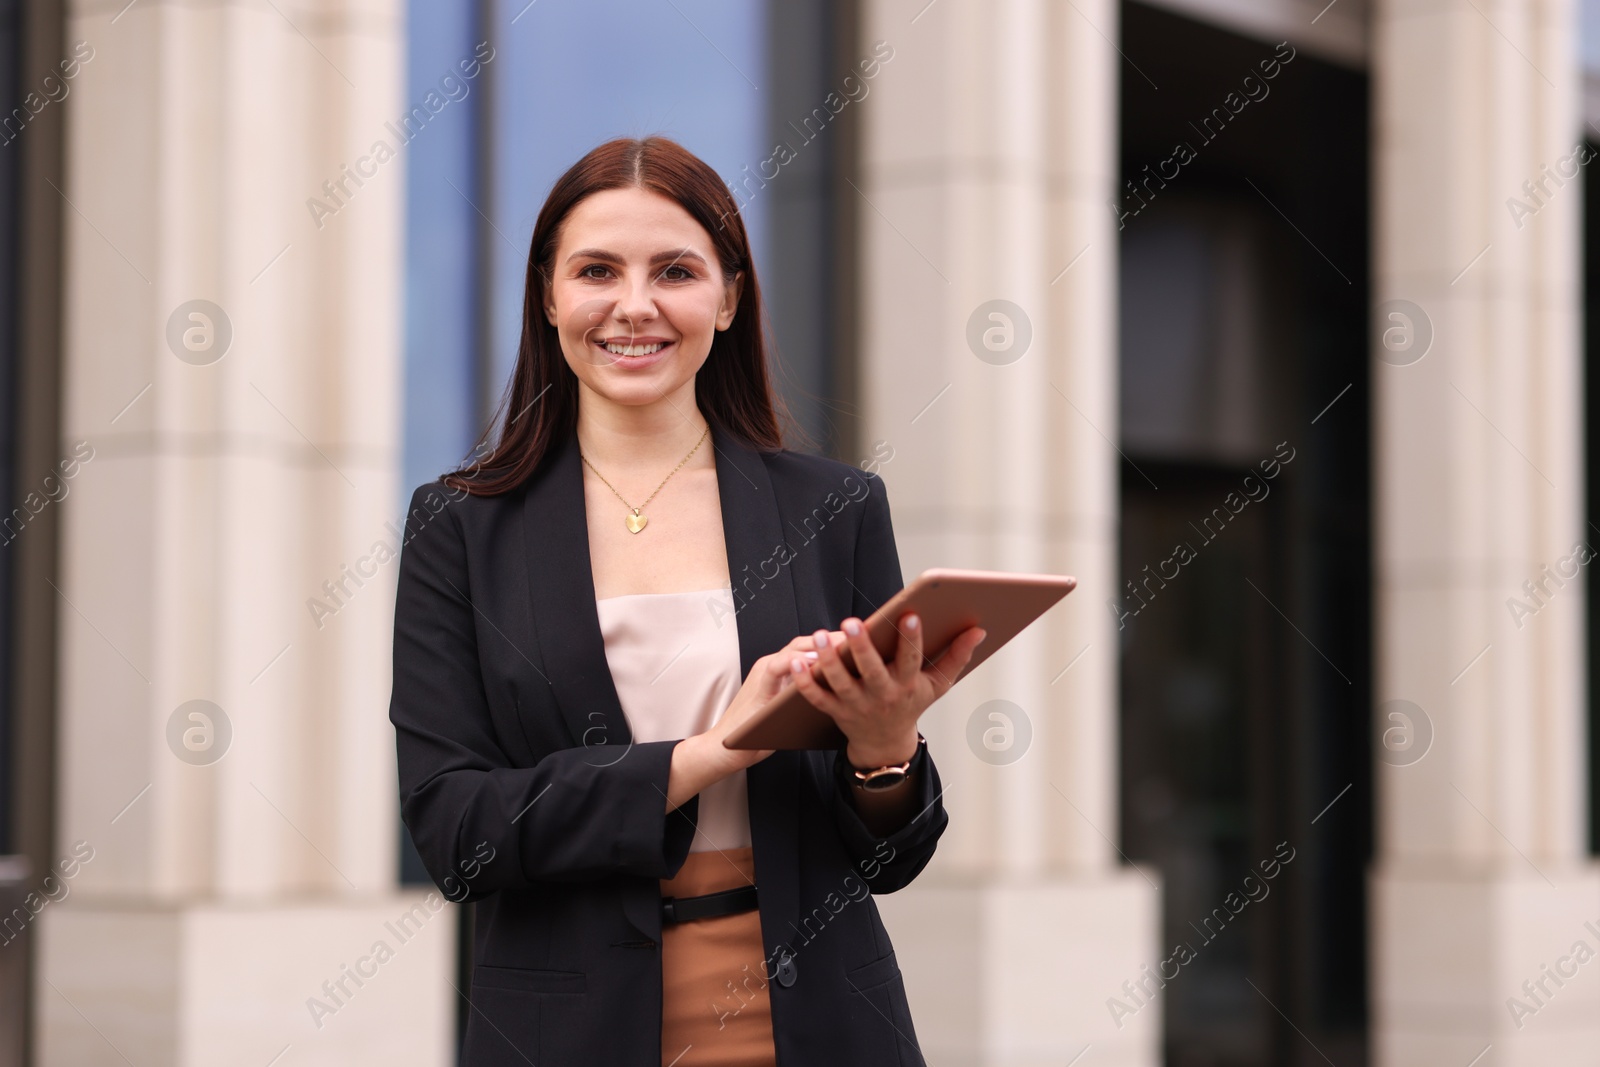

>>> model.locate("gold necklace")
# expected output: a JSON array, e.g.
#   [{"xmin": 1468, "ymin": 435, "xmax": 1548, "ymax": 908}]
[{"xmin": 580, "ymin": 422, "xmax": 711, "ymax": 534}]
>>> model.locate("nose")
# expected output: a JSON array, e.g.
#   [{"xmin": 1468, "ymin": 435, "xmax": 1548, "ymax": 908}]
[{"xmin": 612, "ymin": 272, "xmax": 657, "ymax": 334}]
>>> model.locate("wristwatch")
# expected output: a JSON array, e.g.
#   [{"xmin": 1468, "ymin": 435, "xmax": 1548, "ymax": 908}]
[{"xmin": 848, "ymin": 735, "xmax": 926, "ymax": 792}]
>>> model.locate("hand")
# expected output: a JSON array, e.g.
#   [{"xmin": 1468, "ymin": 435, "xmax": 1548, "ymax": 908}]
[
  {"xmin": 665, "ymin": 632, "xmax": 839, "ymax": 811},
  {"xmin": 791, "ymin": 613, "xmax": 987, "ymax": 769}
]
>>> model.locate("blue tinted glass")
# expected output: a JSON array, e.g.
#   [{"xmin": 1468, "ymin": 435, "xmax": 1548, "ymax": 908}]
[
  {"xmin": 402, "ymin": 1, "xmax": 484, "ymax": 493},
  {"xmin": 486, "ymin": 0, "xmax": 770, "ymax": 395},
  {"xmin": 403, "ymin": 0, "xmax": 770, "ymax": 492}
]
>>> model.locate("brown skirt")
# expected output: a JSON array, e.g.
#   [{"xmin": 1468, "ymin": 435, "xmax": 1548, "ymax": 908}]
[{"xmin": 658, "ymin": 846, "xmax": 777, "ymax": 1067}]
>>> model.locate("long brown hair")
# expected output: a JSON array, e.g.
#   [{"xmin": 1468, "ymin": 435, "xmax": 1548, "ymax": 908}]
[{"xmin": 444, "ymin": 136, "xmax": 789, "ymax": 496}]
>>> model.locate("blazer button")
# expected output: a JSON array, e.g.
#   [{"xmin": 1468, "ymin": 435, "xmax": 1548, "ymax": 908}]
[{"xmin": 775, "ymin": 951, "xmax": 797, "ymax": 988}]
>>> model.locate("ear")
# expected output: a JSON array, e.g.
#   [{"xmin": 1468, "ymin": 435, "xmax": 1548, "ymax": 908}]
[
  {"xmin": 544, "ymin": 301, "xmax": 558, "ymax": 327},
  {"xmin": 715, "ymin": 271, "xmax": 744, "ymax": 332}
]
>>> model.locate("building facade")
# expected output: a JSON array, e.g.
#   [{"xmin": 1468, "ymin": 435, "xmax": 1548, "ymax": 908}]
[{"xmin": 0, "ymin": 0, "xmax": 1595, "ymax": 1065}]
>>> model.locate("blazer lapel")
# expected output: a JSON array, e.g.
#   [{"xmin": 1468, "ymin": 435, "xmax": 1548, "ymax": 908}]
[
  {"xmin": 710, "ymin": 423, "xmax": 804, "ymax": 959},
  {"xmin": 520, "ymin": 426, "xmax": 634, "ymax": 754},
  {"xmin": 710, "ymin": 420, "xmax": 801, "ymax": 675}
]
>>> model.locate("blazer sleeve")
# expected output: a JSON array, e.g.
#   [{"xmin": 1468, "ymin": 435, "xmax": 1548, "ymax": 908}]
[
  {"xmin": 818, "ymin": 468, "xmax": 950, "ymax": 893},
  {"xmin": 389, "ymin": 484, "xmax": 697, "ymax": 900}
]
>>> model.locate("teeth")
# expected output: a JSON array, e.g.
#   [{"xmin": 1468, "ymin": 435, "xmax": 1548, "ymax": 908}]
[{"xmin": 602, "ymin": 342, "xmax": 665, "ymax": 357}]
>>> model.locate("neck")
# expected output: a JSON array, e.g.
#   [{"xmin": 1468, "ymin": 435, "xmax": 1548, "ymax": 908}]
[{"xmin": 574, "ymin": 380, "xmax": 711, "ymax": 474}]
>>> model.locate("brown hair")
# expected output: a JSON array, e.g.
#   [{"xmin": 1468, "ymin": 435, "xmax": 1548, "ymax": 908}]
[{"xmin": 443, "ymin": 136, "xmax": 788, "ymax": 496}]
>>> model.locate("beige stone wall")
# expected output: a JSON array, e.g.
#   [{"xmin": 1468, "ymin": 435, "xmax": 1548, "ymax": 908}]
[
  {"xmin": 857, "ymin": 2, "xmax": 1159, "ymax": 1063},
  {"xmin": 36, "ymin": 2, "xmax": 453, "ymax": 1062},
  {"xmin": 1371, "ymin": 0, "xmax": 1600, "ymax": 1063}
]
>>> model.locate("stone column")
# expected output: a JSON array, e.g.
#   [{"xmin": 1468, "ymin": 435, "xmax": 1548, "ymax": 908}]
[
  {"xmin": 857, "ymin": 1, "xmax": 1158, "ymax": 1064},
  {"xmin": 34, "ymin": 3, "xmax": 453, "ymax": 1064},
  {"xmin": 1371, "ymin": 0, "xmax": 1600, "ymax": 1064}
]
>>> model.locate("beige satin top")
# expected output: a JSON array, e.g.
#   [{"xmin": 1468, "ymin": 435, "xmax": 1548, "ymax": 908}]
[{"xmin": 594, "ymin": 586, "xmax": 750, "ymax": 852}]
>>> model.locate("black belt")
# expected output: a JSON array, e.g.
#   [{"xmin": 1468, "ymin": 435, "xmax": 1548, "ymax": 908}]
[{"xmin": 661, "ymin": 884, "xmax": 759, "ymax": 924}]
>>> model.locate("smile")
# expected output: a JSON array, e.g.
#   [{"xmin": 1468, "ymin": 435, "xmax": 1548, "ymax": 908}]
[{"xmin": 600, "ymin": 341, "xmax": 669, "ymax": 357}]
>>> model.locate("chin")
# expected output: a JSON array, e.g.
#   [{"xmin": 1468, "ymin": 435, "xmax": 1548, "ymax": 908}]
[{"xmin": 595, "ymin": 377, "xmax": 694, "ymax": 407}]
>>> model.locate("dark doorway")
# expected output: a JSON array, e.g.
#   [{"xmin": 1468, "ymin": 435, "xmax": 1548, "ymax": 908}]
[
  {"xmin": 1117, "ymin": 5, "xmax": 1372, "ymax": 1065},
  {"xmin": 1120, "ymin": 461, "xmax": 1290, "ymax": 1063}
]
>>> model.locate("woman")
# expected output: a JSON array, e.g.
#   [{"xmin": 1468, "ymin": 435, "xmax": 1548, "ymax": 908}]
[{"xmin": 390, "ymin": 136, "xmax": 985, "ymax": 1067}]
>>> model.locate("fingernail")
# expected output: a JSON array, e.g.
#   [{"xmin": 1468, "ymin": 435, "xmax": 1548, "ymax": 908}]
[
  {"xmin": 843, "ymin": 619, "xmax": 861, "ymax": 636},
  {"xmin": 804, "ymin": 650, "xmax": 819, "ymax": 659},
  {"xmin": 813, "ymin": 630, "xmax": 829, "ymax": 650},
  {"xmin": 906, "ymin": 614, "xmax": 919, "ymax": 631},
  {"xmin": 791, "ymin": 656, "xmax": 806, "ymax": 673}
]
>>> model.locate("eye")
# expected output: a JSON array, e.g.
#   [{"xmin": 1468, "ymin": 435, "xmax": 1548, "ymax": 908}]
[
  {"xmin": 660, "ymin": 264, "xmax": 694, "ymax": 281},
  {"xmin": 578, "ymin": 264, "xmax": 612, "ymax": 280}
]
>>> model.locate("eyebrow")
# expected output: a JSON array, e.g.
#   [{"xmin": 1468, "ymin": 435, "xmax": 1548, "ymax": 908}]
[{"xmin": 565, "ymin": 247, "xmax": 709, "ymax": 268}]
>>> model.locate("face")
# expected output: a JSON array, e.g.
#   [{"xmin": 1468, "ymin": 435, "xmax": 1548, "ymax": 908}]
[{"xmin": 543, "ymin": 186, "xmax": 743, "ymax": 412}]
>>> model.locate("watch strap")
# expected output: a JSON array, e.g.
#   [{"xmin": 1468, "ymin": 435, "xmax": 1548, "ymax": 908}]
[{"xmin": 845, "ymin": 734, "xmax": 927, "ymax": 787}]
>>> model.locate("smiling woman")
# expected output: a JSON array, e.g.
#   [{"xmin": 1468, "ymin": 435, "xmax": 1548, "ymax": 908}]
[
  {"xmin": 390, "ymin": 136, "xmax": 983, "ymax": 1067},
  {"xmin": 445, "ymin": 137, "xmax": 784, "ymax": 498}
]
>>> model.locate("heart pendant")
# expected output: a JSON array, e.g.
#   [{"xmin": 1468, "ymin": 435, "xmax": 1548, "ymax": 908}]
[{"xmin": 625, "ymin": 510, "xmax": 648, "ymax": 534}]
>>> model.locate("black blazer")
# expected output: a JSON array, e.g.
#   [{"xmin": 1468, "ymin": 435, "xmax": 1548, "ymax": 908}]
[{"xmin": 389, "ymin": 420, "xmax": 948, "ymax": 1067}]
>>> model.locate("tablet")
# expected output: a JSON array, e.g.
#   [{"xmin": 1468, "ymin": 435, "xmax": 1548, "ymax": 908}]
[{"xmin": 721, "ymin": 567, "xmax": 1076, "ymax": 751}]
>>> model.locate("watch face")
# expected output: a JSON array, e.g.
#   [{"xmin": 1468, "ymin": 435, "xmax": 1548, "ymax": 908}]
[{"xmin": 859, "ymin": 770, "xmax": 909, "ymax": 791}]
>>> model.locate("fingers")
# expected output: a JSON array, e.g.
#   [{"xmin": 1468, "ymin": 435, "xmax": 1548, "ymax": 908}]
[
  {"xmin": 761, "ymin": 643, "xmax": 819, "ymax": 678},
  {"xmin": 839, "ymin": 618, "xmax": 897, "ymax": 699},
  {"xmin": 790, "ymin": 617, "xmax": 913, "ymax": 707},
  {"xmin": 805, "ymin": 627, "xmax": 862, "ymax": 704},
  {"xmin": 891, "ymin": 611, "xmax": 924, "ymax": 683},
  {"xmin": 806, "ymin": 627, "xmax": 857, "ymax": 700},
  {"xmin": 791, "ymin": 648, "xmax": 847, "ymax": 717},
  {"xmin": 776, "ymin": 620, "xmax": 909, "ymax": 717},
  {"xmin": 781, "ymin": 633, "xmax": 827, "ymax": 655},
  {"xmin": 773, "ymin": 620, "xmax": 987, "ymax": 728},
  {"xmin": 775, "ymin": 633, "xmax": 830, "ymax": 679},
  {"xmin": 925, "ymin": 625, "xmax": 986, "ymax": 697},
  {"xmin": 730, "ymin": 634, "xmax": 838, "ymax": 718},
  {"xmin": 741, "ymin": 647, "xmax": 816, "ymax": 707}
]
